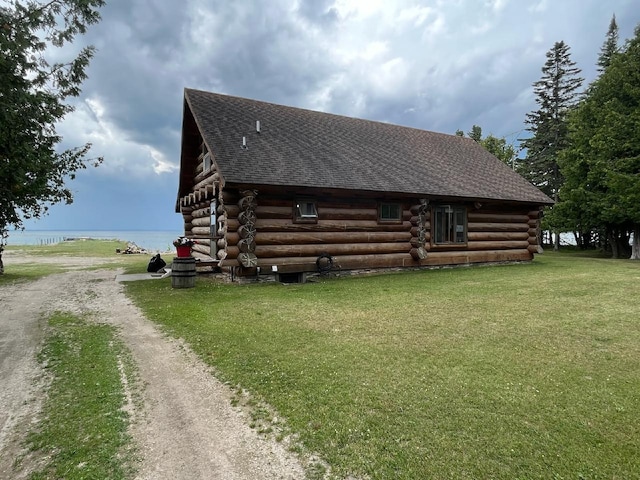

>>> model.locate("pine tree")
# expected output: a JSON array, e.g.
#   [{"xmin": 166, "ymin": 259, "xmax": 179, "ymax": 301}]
[
  {"xmin": 560, "ymin": 24, "xmax": 640, "ymax": 259},
  {"xmin": 521, "ymin": 41, "xmax": 583, "ymax": 250},
  {"xmin": 597, "ymin": 14, "xmax": 619, "ymax": 72}
]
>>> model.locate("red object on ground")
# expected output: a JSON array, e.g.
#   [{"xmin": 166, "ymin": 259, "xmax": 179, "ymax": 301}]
[{"xmin": 176, "ymin": 245, "xmax": 191, "ymax": 258}]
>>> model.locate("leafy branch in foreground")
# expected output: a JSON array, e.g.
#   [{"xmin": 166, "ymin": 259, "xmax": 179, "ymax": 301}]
[{"xmin": 0, "ymin": 0, "xmax": 105, "ymax": 274}]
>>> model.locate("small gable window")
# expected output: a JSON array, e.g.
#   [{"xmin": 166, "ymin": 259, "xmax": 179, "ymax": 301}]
[
  {"xmin": 294, "ymin": 200, "xmax": 318, "ymax": 223},
  {"xmin": 433, "ymin": 205, "xmax": 467, "ymax": 244},
  {"xmin": 379, "ymin": 203, "xmax": 402, "ymax": 223},
  {"xmin": 203, "ymin": 152, "xmax": 212, "ymax": 172}
]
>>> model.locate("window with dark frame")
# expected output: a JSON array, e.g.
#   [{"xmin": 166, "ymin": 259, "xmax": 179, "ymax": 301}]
[
  {"xmin": 379, "ymin": 203, "xmax": 402, "ymax": 222},
  {"xmin": 433, "ymin": 205, "xmax": 467, "ymax": 244},
  {"xmin": 294, "ymin": 200, "xmax": 318, "ymax": 223}
]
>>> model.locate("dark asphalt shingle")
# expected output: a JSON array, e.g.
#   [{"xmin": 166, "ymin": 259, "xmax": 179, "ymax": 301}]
[{"xmin": 183, "ymin": 88, "xmax": 552, "ymax": 205}]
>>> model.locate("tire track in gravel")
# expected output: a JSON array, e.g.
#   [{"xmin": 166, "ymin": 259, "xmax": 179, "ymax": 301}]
[{"xmin": 1, "ymin": 265, "xmax": 306, "ymax": 479}]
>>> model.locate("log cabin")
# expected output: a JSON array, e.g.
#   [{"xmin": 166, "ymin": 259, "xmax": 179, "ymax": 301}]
[{"xmin": 176, "ymin": 88, "xmax": 553, "ymax": 282}]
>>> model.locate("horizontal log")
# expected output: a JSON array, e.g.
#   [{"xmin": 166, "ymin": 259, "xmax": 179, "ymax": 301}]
[
  {"xmin": 256, "ymin": 253, "xmax": 416, "ymax": 270},
  {"xmin": 183, "ymin": 223, "xmax": 193, "ymax": 231},
  {"xmin": 254, "ymin": 242, "xmax": 412, "ymax": 258},
  {"xmin": 192, "ymin": 226, "xmax": 214, "ymax": 236},
  {"xmin": 528, "ymin": 219, "xmax": 539, "ymax": 227},
  {"xmin": 410, "ymin": 247, "xmax": 427, "ymax": 260},
  {"xmin": 528, "ymin": 244, "xmax": 542, "ymax": 254},
  {"xmin": 467, "ymin": 232, "xmax": 529, "ymax": 241},
  {"xmin": 528, "ymin": 228, "xmax": 538, "ymax": 237},
  {"xmin": 182, "ymin": 215, "xmax": 193, "ymax": 223},
  {"xmin": 422, "ymin": 249, "xmax": 532, "ymax": 265},
  {"xmin": 225, "ymin": 232, "xmax": 239, "ymax": 245},
  {"xmin": 191, "ymin": 216, "xmax": 211, "ymax": 227},
  {"xmin": 466, "ymin": 240, "xmax": 530, "ymax": 250},
  {"xmin": 191, "ymin": 206, "xmax": 211, "ymax": 218},
  {"xmin": 410, "ymin": 235, "xmax": 432, "ymax": 248},
  {"xmin": 193, "ymin": 173, "xmax": 219, "ymax": 192},
  {"xmin": 221, "ymin": 190, "xmax": 239, "ymax": 204},
  {"xmin": 194, "ymin": 238, "xmax": 211, "ymax": 246},
  {"xmin": 255, "ymin": 249, "xmax": 533, "ymax": 271},
  {"xmin": 528, "ymin": 210, "xmax": 542, "ymax": 219},
  {"xmin": 192, "ymin": 243, "xmax": 210, "ymax": 256},
  {"xmin": 528, "ymin": 236, "xmax": 539, "ymax": 245},
  {"xmin": 467, "ymin": 213, "xmax": 530, "ymax": 223},
  {"xmin": 195, "ymin": 160, "xmax": 204, "ymax": 175},
  {"xmin": 254, "ymin": 231, "xmax": 412, "ymax": 245},
  {"xmin": 467, "ymin": 222, "xmax": 529, "ymax": 232},
  {"xmin": 226, "ymin": 219, "xmax": 413, "ymax": 232}
]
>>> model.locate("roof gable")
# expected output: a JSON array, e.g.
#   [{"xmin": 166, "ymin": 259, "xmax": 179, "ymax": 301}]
[{"xmin": 181, "ymin": 88, "xmax": 552, "ymax": 205}]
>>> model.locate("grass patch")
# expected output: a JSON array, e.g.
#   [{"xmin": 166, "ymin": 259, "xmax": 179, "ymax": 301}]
[
  {"xmin": 4, "ymin": 239, "xmax": 130, "ymax": 257},
  {"xmin": 25, "ymin": 312, "xmax": 136, "ymax": 480},
  {"xmin": 0, "ymin": 240, "xmax": 155, "ymax": 284},
  {"xmin": 125, "ymin": 252, "xmax": 640, "ymax": 479}
]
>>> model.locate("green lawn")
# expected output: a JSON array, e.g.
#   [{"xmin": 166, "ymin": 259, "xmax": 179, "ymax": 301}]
[
  {"xmin": 26, "ymin": 313, "xmax": 136, "ymax": 480},
  {"xmin": 125, "ymin": 252, "xmax": 640, "ymax": 479},
  {"xmin": 0, "ymin": 240, "xmax": 151, "ymax": 284}
]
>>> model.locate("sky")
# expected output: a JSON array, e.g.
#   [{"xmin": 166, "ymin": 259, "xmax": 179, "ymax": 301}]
[{"xmin": 19, "ymin": 0, "xmax": 640, "ymax": 231}]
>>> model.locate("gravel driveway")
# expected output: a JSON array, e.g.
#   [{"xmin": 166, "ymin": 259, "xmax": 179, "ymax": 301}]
[{"xmin": 0, "ymin": 253, "xmax": 306, "ymax": 479}]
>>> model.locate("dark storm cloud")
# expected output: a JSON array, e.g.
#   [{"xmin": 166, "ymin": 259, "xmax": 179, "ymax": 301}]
[{"xmin": 31, "ymin": 0, "xmax": 640, "ymax": 229}]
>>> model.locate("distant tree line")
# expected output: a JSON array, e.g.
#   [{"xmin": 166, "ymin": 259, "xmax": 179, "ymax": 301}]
[{"xmin": 460, "ymin": 15, "xmax": 639, "ymax": 259}]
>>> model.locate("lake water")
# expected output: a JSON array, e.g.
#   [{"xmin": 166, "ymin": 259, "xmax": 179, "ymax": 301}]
[{"xmin": 6, "ymin": 230, "xmax": 183, "ymax": 253}]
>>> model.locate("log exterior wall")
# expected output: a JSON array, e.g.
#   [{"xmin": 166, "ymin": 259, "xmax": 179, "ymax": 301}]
[
  {"xmin": 176, "ymin": 136, "xmax": 543, "ymax": 279},
  {"xmin": 177, "ymin": 146, "xmax": 220, "ymax": 264},
  {"xmin": 207, "ymin": 188, "xmax": 542, "ymax": 280}
]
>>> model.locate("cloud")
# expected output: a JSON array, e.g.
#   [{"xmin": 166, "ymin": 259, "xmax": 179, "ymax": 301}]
[
  {"xmin": 59, "ymin": 96, "xmax": 179, "ymax": 179},
  {"xmin": 27, "ymin": 0, "xmax": 640, "ymax": 230}
]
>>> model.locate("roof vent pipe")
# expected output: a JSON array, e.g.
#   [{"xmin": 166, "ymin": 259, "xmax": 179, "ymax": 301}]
[
  {"xmin": 242, "ymin": 136, "xmax": 247, "ymax": 149},
  {"xmin": 256, "ymin": 120, "xmax": 260, "ymax": 133}
]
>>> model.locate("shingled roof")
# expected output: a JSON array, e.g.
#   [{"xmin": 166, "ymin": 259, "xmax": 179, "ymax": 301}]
[{"xmin": 180, "ymin": 88, "xmax": 552, "ymax": 205}]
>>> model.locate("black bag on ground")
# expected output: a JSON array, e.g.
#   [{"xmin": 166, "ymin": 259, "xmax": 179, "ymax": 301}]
[{"xmin": 147, "ymin": 254, "xmax": 167, "ymax": 273}]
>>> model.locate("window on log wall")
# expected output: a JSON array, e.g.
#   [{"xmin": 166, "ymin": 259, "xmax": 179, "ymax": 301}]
[
  {"xmin": 433, "ymin": 205, "xmax": 467, "ymax": 244},
  {"xmin": 378, "ymin": 203, "xmax": 402, "ymax": 223},
  {"xmin": 294, "ymin": 199, "xmax": 318, "ymax": 223}
]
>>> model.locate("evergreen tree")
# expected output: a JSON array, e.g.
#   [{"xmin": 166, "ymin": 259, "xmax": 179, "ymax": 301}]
[
  {"xmin": 467, "ymin": 125, "xmax": 483, "ymax": 142},
  {"xmin": 559, "ymin": 25, "xmax": 640, "ymax": 259},
  {"xmin": 520, "ymin": 41, "xmax": 583, "ymax": 250},
  {"xmin": 0, "ymin": 0, "xmax": 104, "ymax": 274},
  {"xmin": 597, "ymin": 14, "xmax": 619, "ymax": 72}
]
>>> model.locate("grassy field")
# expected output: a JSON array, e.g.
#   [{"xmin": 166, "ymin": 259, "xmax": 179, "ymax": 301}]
[
  {"xmin": 124, "ymin": 252, "xmax": 640, "ymax": 479},
  {"xmin": 0, "ymin": 240, "xmax": 150, "ymax": 284},
  {"xmin": 25, "ymin": 312, "xmax": 135, "ymax": 479}
]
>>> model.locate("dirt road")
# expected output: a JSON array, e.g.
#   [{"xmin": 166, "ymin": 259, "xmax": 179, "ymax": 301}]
[{"xmin": 0, "ymin": 253, "xmax": 306, "ymax": 479}]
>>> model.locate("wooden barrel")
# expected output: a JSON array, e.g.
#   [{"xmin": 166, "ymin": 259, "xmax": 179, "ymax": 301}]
[{"xmin": 171, "ymin": 257, "xmax": 196, "ymax": 288}]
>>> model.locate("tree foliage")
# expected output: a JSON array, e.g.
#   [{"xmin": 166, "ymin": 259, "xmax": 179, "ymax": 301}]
[
  {"xmin": 598, "ymin": 14, "xmax": 619, "ymax": 73},
  {"xmin": 519, "ymin": 41, "xmax": 583, "ymax": 250},
  {"xmin": 455, "ymin": 125, "xmax": 517, "ymax": 167},
  {"xmin": 520, "ymin": 41, "xmax": 584, "ymax": 200},
  {"xmin": 559, "ymin": 24, "xmax": 640, "ymax": 258},
  {"xmin": 0, "ymin": 0, "xmax": 104, "ymax": 273}
]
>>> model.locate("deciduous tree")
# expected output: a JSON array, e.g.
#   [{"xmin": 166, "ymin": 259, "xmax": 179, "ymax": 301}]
[{"xmin": 0, "ymin": 0, "xmax": 104, "ymax": 273}]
